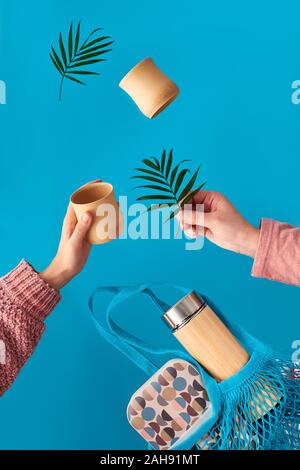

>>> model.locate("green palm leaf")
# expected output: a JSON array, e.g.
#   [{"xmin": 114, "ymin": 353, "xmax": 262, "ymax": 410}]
[
  {"xmin": 72, "ymin": 49, "xmax": 111, "ymax": 63},
  {"xmin": 177, "ymin": 166, "xmax": 201, "ymax": 202},
  {"xmin": 68, "ymin": 22, "xmax": 73, "ymax": 61},
  {"xmin": 131, "ymin": 150, "xmax": 206, "ymax": 223},
  {"xmin": 59, "ymin": 33, "xmax": 67, "ymax": 67},
  {"xmin": 165, "ymin": 150, "xmax": 173, "ymax": 178},
  {"xmin": 146, "ymin": 203, "xmax": 175, "ymax": 212},
  {"xmin": 134, "ymin": 184, "xmax": 173, "ymax": 193},
  {"xmin": 180, "ymin": 182, "xmax": 206, "ymax": 206},
  {"xmin": 165, "ymin": 206, "xmax": 181, "ymax": 223},
  {"xmin": 151, "ymin": 157, "xmax": 160, "ymax": 168},
  {"xmin": 49, "ymin": 53, "xmax": 62, "ymax": 75},
  {"xmin": 65, "ymin": 75, "xmax": 86, "ymax": 85},
  {"xmin": 137, "ymin": 195, "xmax": 176, "ymax": 201},
  {"xmin": 142, "ymin": 159, "xmax": 160, "ymax": 171},
  {"xmin": 77, "ymin": 41, "xmax": 114, "ymax": 55},
  {"xmin": 161, "ymin": 150, "xmax": 166, "ymax": 174},
  {"xmin": 133, "ymin": 167, "xmax": 164, "ymax": 178},
  {"xmin": 67, "ymin": 70, "xmax": 99, "ymax": 75},
  {"xmin": 174, "ymin": 169, "xmax": 190, "ymax": 195},
  {"xmin": 81, "ymin": 28, "xmax": 102, "ymax": 49},
  {"xmin": 131, "ymin": 175, "xmax": 169, "ymax": 185},
  {"xmin": 51, "ymin": 47, "xmax": 64, "ymax": 73},
  {"xmin": 74, "ymin": 21, "xmax": 81, "ymax": 54},
  {"xmin": 68, "ymin": 59, "xmax": 105, "ymax": 68},
  {"xmin": 50, "ymin": 21, "xmax": 113, "ymax": 101},
  {"xmin": 81, "ymin": 35, "xmax": 110, "ymax": 50},
  {"xmin": 170, "ymin": 160, "xmax": 190, "ymax": 188}
]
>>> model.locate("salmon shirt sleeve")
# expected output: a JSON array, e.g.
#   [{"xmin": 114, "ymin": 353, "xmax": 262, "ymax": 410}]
[{"xmin": 252, "ymin": 219, "xmax": 300, "ymax": 287}]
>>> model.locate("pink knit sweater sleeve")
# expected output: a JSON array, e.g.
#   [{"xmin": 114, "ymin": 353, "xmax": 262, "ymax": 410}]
[
  {"xmin": 0, "ymin": 260, "xmax": 61, "ymax": 395},
  {"xmin": 252, "ymin": 219, "xmax": 300, "ymax": 286}
]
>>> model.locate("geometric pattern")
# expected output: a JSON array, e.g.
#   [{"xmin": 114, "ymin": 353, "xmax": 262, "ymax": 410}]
[{"xmin": 127, "ymin": 359, "xmax": 211, "ymax": 449}]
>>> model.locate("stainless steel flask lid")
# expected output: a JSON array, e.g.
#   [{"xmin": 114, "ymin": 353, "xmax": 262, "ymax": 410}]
[{"xmin": 163, "ymin": 291, "xmax": 206, "ymax": 330}]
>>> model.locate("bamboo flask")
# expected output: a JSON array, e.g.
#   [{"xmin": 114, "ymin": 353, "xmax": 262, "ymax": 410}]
[{"xmin": 163, "ymin": 291, "xmax": 280, "ymax": 417}]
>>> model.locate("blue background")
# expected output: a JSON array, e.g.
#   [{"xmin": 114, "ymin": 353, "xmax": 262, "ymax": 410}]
[{"xmin": 1, "ymin": 0, "xmax": 300, "ymax": 449}]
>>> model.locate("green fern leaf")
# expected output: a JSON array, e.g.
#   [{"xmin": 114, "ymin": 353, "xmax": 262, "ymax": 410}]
[
  {"xmin": 161, "ymin": 150, "xmax": 166, "ymax": 174},
  {"xmin": 67, "ymin": 70, "xmax": 99, "ymax": 75},
  {"xmin": 137, "ymin": 195, "xmax": 176, "ymax": 202},
  {"xmin": 131, "ymin": 150, "xmax": 206, "ymax": 225},
  {"xmin": 170, "ymin": 160, "xmax": 190, "ymax": 188},
  {"xmin": 164, "ymin": 206, "xmax": 181, "ymax": 223},
  {"xmin": 65, "ymin": 75, "xmax": 86, "ymax": 85},
  {"xmin": 81, "ymin": 35, "xmax": 110, "ymax": 50},
  {"xmin": 59, "ymin": 33, "xmax": 67, "ymax": 67},
  {"xmin": 134, "ymin": 184, "xmax": 173, "ymax": 193},
  {"xmin": 51, "ymin": 47, "xmax": 64, "ymax": 73},
  {"xmin": 49, "ymin": 53, "xmax": 62, "ymax": 75},
  {"xmin": 165, "ymin": 150, "xmax": 173, "ymax": 178},
  {"xmin": 77, "ymin": 42, "xmax": 114, "ymax": 55},
  {"xmin": 177, "ymin": 166, "xmax": 201, "ymax": 202},
  {"xmin": 151, "ymin": 157, "xmax": 160, "ymax": 168},
  {"xmin": 131, "ymin": 175, "xmax": 169, "ymax": 185},
  {"xmin": 174, "ymin": 169, "xmax": 190, "ymax": 195},
  {"xmin": 68, "ymin": 22, "xmax": 73, "ymax": 61},
  {"xmin": 142, "ymin": 159, "xmax": 160, "ymax": 170},
  {"xmin": 50, "ymin": 22, "xmax": 113, "ymax": 101},
  {"xmin": 80, "ymin": 28, "xmax": 102, "ymax": 49},
  {"xmin": 147, "ymin": 203, "xmax": 175, "ymax": 212},
  {"xmin": 72, "ymin": 49, "xmax": 111, "ymax": 63},
  {"xmin": 180, "ymin": 182, "xmax": 206, "ymax": 206},
  {"xmin": 74, "ymin": 21, "xmax": 81, "ymax": 54},
  {"xmin": 68, "ymin": 59, "xmax": 105, "ymax": 68},
  {"xmin": 133, "ymin": 167, "xmax": 164, "ymax": 178}
]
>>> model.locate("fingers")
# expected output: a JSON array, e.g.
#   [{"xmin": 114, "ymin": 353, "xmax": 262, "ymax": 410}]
[
  {"xmin": 179, "ymin": 208, "xmax": 215, "ymax": 228},
  {"xmin": 62, "ymin": 203, "xmax": 77, "ymax": 239},
  {"xmin": 181, "ymin": 222, "xmax": 198, "ymax": 239},
  {"xmin": 70, "ymin": 211, "xmax": 93, "ymax": 245},
  {"xmin": 188, "ymin": 190, "xmax": 222, "ymax": 212},
  {"xmin": 62, "ymin": 180, "xmax": 101, "ymax": 239}
]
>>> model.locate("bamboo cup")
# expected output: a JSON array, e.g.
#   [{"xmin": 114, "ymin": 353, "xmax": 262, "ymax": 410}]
[
  {"xmin": 70, "ymin": 182, "xmax": 123, "ymax": 245},
  {"xmin": 119, "ymin": 57, "xmax": 179, "ymax": 118},
  {"xmin": 163, "ymin": 292, "xmax": 280, "ymax": 418}
]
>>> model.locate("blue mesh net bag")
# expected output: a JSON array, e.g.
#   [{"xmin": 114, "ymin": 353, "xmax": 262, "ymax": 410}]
[
  {"xmin": 196, "ymin": 297, "xmax": 300, "ymax": 450},
  {"xmin": 89, "ymin": 283, "xmax": 300, "ymax": 450},
  {"xmin": 197, "ymin": 354, "xmax": 300, "ymax": 450}
]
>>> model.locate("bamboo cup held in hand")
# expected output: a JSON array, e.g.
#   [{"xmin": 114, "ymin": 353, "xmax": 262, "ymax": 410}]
[
  {"xmin": 70, "ymin": 182, "xmax": 123, "ymax": 245},
  {"xmin": 119, "ymin": 58, "xmax": 179, "ymax": 118},
  {"xmin": 163, "ymin": 292, "xmax": 280, "ymax": 418}
]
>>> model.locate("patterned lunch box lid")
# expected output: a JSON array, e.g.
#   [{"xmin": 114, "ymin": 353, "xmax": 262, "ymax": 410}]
[{"xmin": 127, "ymin": 359, "xmax": 212, "ymax": 450}]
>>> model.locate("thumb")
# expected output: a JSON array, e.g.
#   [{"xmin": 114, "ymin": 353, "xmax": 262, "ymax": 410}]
[{"xmin": 71, "ymin": 212, "xmax": 93, "ymax": 245}]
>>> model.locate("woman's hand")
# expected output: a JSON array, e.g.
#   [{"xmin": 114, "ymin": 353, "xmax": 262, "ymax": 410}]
[
  {"xmin": 179, "ymin": 190, "xmax": 260, "ymax": 258},
  {"xmin": 40, "ymin": 181, "xmax": 100, "ymax": 290}
]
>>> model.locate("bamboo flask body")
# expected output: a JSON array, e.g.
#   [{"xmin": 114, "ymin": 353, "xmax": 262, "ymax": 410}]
[
  {"xmin": 163, "ymin": 292, "xmax": 249, "ymax": 382},
  {"xmin": 163, "ymin": 291, "xmax": 280, "ymax": 417},
  {"xmin": 174, "ymin": 304, "xmax": 249, "ymax": 382}
]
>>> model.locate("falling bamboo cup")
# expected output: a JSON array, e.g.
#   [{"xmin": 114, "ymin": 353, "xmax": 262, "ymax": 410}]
[
  {"xmin": 163, "ymin": 291, "xmax": 280, "ymax": 418},
  {"xmin": 70, "ymin": 182, "xmax": 123, "ymax": 245},
  {"xmin": 119, "ymin": 57, "xmax": 179, "ymax": 118}
]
